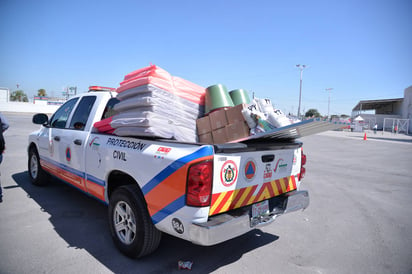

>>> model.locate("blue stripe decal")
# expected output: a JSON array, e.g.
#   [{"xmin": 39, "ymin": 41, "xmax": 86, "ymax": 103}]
[
  {"xmin": 40, "ymin": 156, "xmax": 85, "ymax": 178},
  {"xmin": 40, "ymin": 156, "xmax": 105, "ymax": 187},
  {"xmin": 86, "ymin": 174, "xmax": 106, "ymax": 186},
  {"xmin": 39, "ymin": 156, "xmax": 108, "ymax": 205},
  {"xmin": 151, "ymin": 195, "xmax": 186, "ymax": 224},
  {"xmin": 142, "ymin": 146, "xmax": 213, "ymax": 195}
]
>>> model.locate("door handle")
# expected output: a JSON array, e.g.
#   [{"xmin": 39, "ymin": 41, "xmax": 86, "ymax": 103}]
[
  {"xmin": 54, "ymin": 136, "xmax": 60, "ymax": 141},
  {"xmin": 74, "ymin": 139, "xmax": 82, "ymax": 145},
  {"xmin": 261, "ymin": 154, "xmax": 275, "ymax": 162}
]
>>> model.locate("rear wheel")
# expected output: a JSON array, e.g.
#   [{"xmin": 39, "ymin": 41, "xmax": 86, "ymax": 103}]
[
  {"xmin": 108, "ymin": 185, "xmax": 162, "ymax": 258},
  {"xmin": 28, "ymin": 147, "xmax": 48, "ymax": 186}
]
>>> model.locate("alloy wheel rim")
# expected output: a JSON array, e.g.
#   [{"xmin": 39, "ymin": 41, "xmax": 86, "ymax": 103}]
[
  {"xmin": 113, "ymin": 201, "xmax": 137, "ymax": 245},
  {"xmin": 30, "ymin": 154, "xmax": 38, "ymax": 179}
]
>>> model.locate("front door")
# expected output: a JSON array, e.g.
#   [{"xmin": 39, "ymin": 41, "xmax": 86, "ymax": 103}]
[
  {"xmin": 56, "ymin": 96, "xmax": 97, "ymax": 192},
  {"xmin": 39, "ymin": 98, "xmax": 79, "ymax": 180}
]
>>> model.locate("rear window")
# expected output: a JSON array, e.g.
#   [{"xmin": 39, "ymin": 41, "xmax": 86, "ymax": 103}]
[
  {"xmin": 69, "ymin": 96, "xmax": 97, "ymax": 130},
  {"xmin": 102, "ymin": 97, "xmax": 120, "ymax": 120}
]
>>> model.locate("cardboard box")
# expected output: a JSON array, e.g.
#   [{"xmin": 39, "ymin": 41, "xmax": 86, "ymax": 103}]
[
  {"xmin": 226, "ymin": 121, "xmax": 250, "ymax": 142},
  {"xmin": 212, "ymin": 127, "xmax": 228, "ymax": 144},
  {"xmin": 196, "ymin": 116, "xmax": 212, "ymax": 135},
  {"xmin": 198, "ymin": 132, "xmax": 213, "ymax": 144},
  {"xmin": 225, "ymin": 104, "xmax": 247, "ymax": 124},
  {"xmin": 209, "ymin": 108, "xmax": 228, "ymax": 130}
]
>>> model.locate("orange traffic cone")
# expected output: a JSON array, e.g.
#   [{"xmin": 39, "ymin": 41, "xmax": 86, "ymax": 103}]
[{"xmin": 363, "ymin": 132, "xmax": 367, "ymax": 140}]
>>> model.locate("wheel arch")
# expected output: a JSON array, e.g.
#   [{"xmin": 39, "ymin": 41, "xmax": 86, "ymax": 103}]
[
  {"xmin": 27, "ymin": 142, "xmax": 49, "ymax": 185},
  {"xmin": 28, "ymin": 142, "xmax": 38, "ymax": 155},
  {"xmin": 107, "ymin": 170, "xmax": 146, "ymax": 205}
]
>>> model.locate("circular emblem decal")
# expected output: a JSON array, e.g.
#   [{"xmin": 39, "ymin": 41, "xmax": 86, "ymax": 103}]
[
  {"xmin": 220, "ymin": 160, "xmax": 238, "ymax": 187},
  {"xmin": 172, "ymin": 218, "xmax": 184, "ymax": 234},
  {"xmin": 244, "ymin": 160, "xmax": 256, "ymax": 181},
  {"xmin": 65, "ymin": 147, "xmax": 71, "ymax": 162}
]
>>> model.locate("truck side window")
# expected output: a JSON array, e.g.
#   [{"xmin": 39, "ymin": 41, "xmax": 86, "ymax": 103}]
[
  {"xmin": 50, "ymin": 98, "xmax": 79, "ymax": 129},
  {"xmin": 102, "ymin": 97, "xmax": 120, "ymax": 120},
  {"xmin": 69, "ymin": 96, "xmax": 97, "ymax": 130}
]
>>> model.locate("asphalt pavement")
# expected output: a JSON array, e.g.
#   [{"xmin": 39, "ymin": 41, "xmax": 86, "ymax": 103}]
[{"xmin": 0, "ymin": 112, "xmax": 411, "ymax": 274}]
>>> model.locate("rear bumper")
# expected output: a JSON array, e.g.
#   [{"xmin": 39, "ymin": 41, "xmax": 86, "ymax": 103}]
[{"xmin": 189, "ymin": 190, "xmax": 309, "ymax": 246}]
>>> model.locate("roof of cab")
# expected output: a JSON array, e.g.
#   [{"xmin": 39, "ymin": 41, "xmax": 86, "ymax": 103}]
[{"xmin": 88, "ymin": 86, "xmax": 116, "ymax": 92}]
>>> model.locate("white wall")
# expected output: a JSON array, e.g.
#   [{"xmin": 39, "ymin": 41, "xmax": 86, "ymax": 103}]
[
  {"xmin": 402, "ymin": 86, "xmax": 412, "ymax": 133},
  {"xmin": 0, "ymin": 101, "xmax": 59, "ymax": 114},
  {"xmin": 0, "ymin": 88, "xmax": 9, "ymax": 103},
  {"xmin": 356, "ymin": 113, "xmax": 401, "ymax": 130}
]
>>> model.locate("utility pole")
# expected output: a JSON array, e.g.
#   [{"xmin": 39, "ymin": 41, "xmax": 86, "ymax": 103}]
[
  {"xmin": 326, "ymin": 88, "xmax": 333, "ymax": 120},
  {"xmin": 296, "ymin": 64, "xmax": 307, "ymax": 119}
]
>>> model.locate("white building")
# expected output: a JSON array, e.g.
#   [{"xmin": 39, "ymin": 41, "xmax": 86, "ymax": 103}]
[
  {"xmin": 0, "ymin": 87, "xmax": 10, "ymax": 103},
  {"xmin": 352, "ymin": 86, "xmax": 412, "ymax": 134}
]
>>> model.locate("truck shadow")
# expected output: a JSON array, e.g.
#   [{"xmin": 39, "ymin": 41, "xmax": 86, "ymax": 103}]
[{"xmin": 12, "ymin": 171, "xmax": 279, "ymax": 274}]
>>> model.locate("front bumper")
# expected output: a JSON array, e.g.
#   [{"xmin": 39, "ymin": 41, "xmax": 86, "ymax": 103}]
[{"xmin": 189, "ymin": 190, "xmax": 309, "ymax": 246}]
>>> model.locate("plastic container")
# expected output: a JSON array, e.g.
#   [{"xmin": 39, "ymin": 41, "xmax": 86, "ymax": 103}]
[
  {"xmin": 205, "ymin": 84, "xmax": 234, "ymax": 113},
  {"xmin": 229, "ymin": 89, "xmax": 251, "ymax": 105}
]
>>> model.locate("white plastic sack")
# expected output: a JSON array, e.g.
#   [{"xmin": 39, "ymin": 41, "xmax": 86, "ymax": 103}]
[{"xmin": 254, "ymin": 97, "xmax": 291, "ymax": 128}]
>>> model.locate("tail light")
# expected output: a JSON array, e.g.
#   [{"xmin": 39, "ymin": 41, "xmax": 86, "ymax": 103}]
[
  {"xmin": 299, "ymin": 148, "xmax": 307, "ymax": 181},
  {"xmin": 186, "ymin": 161, "xmax": 213, "ymax": 207}
]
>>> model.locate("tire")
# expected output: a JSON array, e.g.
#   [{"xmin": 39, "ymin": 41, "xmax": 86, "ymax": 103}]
[
  {"xmin": 28, "ymin": 147, "xmax": 48, "ymax": 186},
  {"xmin": 108, "ymin": 185, "xmax": 162, "ymax": 258}
]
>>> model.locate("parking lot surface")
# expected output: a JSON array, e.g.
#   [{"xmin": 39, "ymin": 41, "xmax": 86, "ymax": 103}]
[{"xmin": 0, "ymin": 112, "xmax": 411, "ymax": 274}]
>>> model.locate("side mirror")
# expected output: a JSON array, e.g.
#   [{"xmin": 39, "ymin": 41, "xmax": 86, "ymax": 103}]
[{"xmin": 32, "ymin": 113, "xmax": 49, "ymax": 125}]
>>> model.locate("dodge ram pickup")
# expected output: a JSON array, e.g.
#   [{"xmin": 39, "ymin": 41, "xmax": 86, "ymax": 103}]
[{"xmin": 28, "ymin": 88, "xmax": 309, "ymax": 258}]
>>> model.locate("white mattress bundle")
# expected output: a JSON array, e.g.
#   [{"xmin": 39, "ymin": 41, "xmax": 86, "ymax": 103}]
[{"xmin": 95, "ymin": 65, "xmax": 206, "ymax": 142}]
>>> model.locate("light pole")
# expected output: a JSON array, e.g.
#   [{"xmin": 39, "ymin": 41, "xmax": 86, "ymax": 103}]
[
  {"xmin": 296, "ymin": 64, "xmax": 306, "ymax": 119},
  {"xmin": 325, "ymin": 88, "xmax": 333, "ymax": 119}
]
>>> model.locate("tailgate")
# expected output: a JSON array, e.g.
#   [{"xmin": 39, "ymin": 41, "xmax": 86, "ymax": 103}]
[{"xmin": 209, "ymin": 142, "xmax": 302, "ymax": 216}]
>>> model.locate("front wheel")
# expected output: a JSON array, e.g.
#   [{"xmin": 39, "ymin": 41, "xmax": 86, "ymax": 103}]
[
  {"xmin": 108, "ymin": 185, "xmax": 162, "ymax": 258},
  {"xmin": 28, "ymin": 147, "xmax": 48, "ymax": 186}
]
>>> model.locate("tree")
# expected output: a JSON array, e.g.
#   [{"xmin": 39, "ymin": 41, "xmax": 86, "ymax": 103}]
[
  {"xmin": 37, "ymin": 89, "xmax": 47, "ymax": 97},
  {"xmin": 10, "ymin": 90, "xmax": 28, "ymax": 102},
  {"xmin": 304, "ymin": 108, "xmax": 321, "ymax": 118}
]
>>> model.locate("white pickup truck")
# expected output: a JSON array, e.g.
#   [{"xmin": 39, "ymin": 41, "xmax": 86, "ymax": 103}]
[{"xmin": 28, "ymin": 89, "xmax": 309, "ymax": 258}]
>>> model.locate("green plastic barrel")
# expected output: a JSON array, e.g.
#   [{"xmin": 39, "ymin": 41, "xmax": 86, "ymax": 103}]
[
  {"xmin": 205, "ymin": 84, "xmax": 234, "ymax": 113},
  {"xmin": 229, "ymin": 89, "xmax": 251, "ymax": 105}
]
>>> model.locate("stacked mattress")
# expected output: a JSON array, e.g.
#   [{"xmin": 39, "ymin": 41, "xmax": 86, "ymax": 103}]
[{"xmin": 94, "ymin": 65, "xmax": 206, "ymax": 142}]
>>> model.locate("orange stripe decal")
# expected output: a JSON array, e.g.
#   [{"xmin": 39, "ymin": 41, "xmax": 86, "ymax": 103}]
[
  {"xmin": 86, "ymin": 181, "xmax": 105, "ymax": 201},
  {"xmin": 40, "ymin": 159, "xmax": 87, "ymax": 192},
  {"xmin": 145, "ymin": 165, "xmax": 188, "ymax": 217},
  {"xmin": 145, "ymin": 155, "xmax": 213, "ymax": 217}
]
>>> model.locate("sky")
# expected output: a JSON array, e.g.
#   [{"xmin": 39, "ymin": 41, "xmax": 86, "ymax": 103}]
[{"xmin": 1, "ymin": 0, "xmax": 411, "ymax": 116}]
